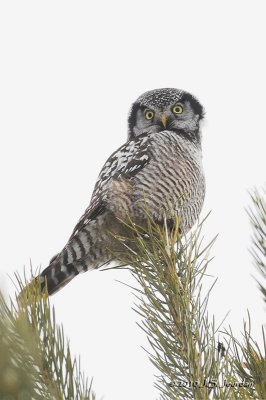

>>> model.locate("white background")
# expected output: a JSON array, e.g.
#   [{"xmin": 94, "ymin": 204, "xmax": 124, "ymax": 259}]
[{"xmin": 0, "ymin": 1, "xmax": 265, "ymax": 399}]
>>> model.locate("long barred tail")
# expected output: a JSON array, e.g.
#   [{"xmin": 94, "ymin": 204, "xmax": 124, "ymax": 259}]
[{"xmin": 39, "ymin": 260, "xmax": 85, "ymax": 295}]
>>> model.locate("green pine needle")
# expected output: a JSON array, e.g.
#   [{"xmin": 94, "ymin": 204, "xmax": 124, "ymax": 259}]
[{"xmin": 0, "ymin": 274, "xmax": 97, "ymax": 400}]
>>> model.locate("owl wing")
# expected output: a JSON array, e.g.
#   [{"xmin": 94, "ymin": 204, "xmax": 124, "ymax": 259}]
[
  {"xmin": 70, "ymin": 133, "xmax": 151, "ymax": 237},
  {"xmin": 40, "ymin": 134, "xmax": 152, "ymax": 295}
]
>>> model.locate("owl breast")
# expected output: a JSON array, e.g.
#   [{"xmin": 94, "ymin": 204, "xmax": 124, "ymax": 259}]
[
  {"xmin": 107, "ymin": 131, "xmax": 205, "ymax": 233},
  {"xmin": 134, "ymin": 131, "xmax": 205, "ymax": 231}
]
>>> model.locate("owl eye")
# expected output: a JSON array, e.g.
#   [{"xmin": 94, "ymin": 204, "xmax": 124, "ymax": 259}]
[
  {"xmin": 145, "ymin": 110, "xmax": 154, "ymax": 120},
  {"xmin": 172, "ymin": 104, "xmax": 183, "ymax": 115}
]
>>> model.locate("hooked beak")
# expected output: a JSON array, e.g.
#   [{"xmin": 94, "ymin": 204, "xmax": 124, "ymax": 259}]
[{"xmin": 161, "ymin": 114, "xmax": 167, "ymax": 128}]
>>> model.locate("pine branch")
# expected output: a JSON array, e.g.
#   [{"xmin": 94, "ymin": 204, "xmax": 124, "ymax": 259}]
[
  {"xmin": 0, "ymin": 291, "xmax": 53, "ymax": 399},
  {"xmin": 221, "ymin": 187, "xmax": 266, "ymax": 399},
  {"xmin": 0, "ymin": 274, "xmax": 97, "ymax": 400},
  {"xmin": 248, "ymin": 187, "xmax": 266, "ymax": 304},
  {"xmin": 224, "ymin": 313, "xmax": 266, "ymax": 400},
  {"xmin": 113, "ymin": 213, "xmax": 256, "ymax": 399},
  {"xmin": 2, "ymin": 186, "xmax": 266, "ymax": 400}
]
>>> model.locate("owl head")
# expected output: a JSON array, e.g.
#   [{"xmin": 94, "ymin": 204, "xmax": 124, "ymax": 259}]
[{"xmin": 128, "ymin": 88, "xmax": 204, "ymax": 142}]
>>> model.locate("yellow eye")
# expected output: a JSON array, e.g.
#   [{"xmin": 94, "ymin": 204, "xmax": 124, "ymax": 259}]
[
  {"xmin": 145, "ymin": 110, "xmax": 154, "ymax": 120},
  {"xmin": 172, "ymin": 104, "xmax": 183, "ymax": 115}
]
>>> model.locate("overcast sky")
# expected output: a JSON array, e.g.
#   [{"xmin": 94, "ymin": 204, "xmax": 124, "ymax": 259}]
[{"xmin": 0, "ymin": 1, "xmax": 265, "ymax": 399}]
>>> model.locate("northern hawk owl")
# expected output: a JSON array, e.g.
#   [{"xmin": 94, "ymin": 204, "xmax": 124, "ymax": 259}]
[{"xmin": 39, "ymin": 88, "xmax": 205, "ymax": 295}]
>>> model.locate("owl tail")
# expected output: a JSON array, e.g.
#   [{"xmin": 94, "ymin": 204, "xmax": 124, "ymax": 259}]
[{"xmin": 39, "ymin": 260, "xmax": 81, "ymax": 295}]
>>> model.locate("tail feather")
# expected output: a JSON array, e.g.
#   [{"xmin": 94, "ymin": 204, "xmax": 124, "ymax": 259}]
[{"xmin": 40, "ymin": 261, "xmax": 84, "ymax": 295}]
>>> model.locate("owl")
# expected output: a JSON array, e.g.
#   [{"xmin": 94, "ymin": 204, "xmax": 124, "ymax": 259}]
[{"xmin": 39, "ymin": 88, "xmax": 205, "ymax": 295}]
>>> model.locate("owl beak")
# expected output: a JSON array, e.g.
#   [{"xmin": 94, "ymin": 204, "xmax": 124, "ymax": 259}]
[{"xmin": 161, "ymin": 114, "xmax": 167, "ymax": 128}]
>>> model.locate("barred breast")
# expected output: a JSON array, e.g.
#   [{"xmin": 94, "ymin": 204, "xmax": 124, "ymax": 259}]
[{"xmin": 107, "ymin": 131, "xmax": 205, "ymax": 233}]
